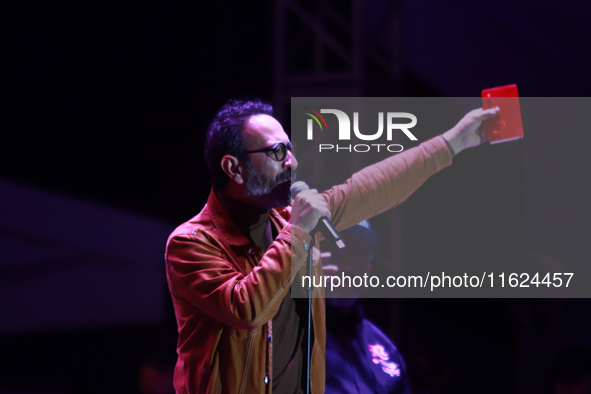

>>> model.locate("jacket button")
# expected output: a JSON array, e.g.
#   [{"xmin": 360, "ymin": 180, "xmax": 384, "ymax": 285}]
[
  {"xmin": 248, "ymin": 247, "xmax": 256, "ymax": 256},
  {"xmin": 264, "ymin": 375, "xmax": 269, "ymax": 384},
  {"xmin": 267, "ymin": 335, "xmax": 272, "ymax": 342}
]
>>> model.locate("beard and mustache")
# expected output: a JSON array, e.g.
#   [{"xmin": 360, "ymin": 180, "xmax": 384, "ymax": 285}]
[{"xmin": 242, "ymin": 159, "xmax": 293, "ymax": 206}]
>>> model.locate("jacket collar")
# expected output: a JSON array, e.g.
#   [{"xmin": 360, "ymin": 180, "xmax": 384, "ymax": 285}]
[{"xmin": 206, "ymin": 188, "xmax": 287, "ymax": 247}]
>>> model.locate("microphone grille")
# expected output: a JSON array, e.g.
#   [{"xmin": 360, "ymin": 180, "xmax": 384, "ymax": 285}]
[{"xmin": 290, "ymin": 181, "xmax": 310, "ymax": 197}]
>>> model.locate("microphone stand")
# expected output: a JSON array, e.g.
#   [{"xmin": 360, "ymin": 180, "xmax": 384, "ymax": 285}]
[{"xmin": 305, "ymin": 235, "xmax": 315, "ymax": 394}]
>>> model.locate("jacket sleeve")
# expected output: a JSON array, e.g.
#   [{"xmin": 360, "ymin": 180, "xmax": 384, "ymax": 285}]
[
  {"xmin": 323, "ymin": 136, "xmax": 453, "ymax": 231},
  {"xmin": 165, "ymin": 222, "xmax": 312, "ymax": 331}
]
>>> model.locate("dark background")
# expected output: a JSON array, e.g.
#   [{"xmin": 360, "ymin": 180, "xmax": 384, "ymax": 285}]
[{"xmin": 2, "ymin": 1, "xmax": 591, "ymax": 393}]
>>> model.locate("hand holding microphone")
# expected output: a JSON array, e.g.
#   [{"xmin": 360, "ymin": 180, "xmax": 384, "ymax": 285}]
[
  {"xmin": 290, "ymin": 183, "xmax": 330, "ymax": 234},
  {"xmin": 291, "ymin": 181, "xmax": 346, "ymax": 251}
]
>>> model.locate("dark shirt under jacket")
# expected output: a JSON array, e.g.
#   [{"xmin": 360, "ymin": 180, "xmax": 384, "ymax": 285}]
[{"xmin": 325, "ymin": 303, "xmax": 411, "ymax": 394}]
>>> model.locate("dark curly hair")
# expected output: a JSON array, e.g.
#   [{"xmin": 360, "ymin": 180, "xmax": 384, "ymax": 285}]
[{"xmin": 204, "ymin": 98, "xmax": 274, "ymax": 189}]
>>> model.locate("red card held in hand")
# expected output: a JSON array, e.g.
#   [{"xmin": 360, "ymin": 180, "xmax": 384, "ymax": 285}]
[{"xmin": 481, "ymin": 84, "xmax": 524, "ymax": 144}]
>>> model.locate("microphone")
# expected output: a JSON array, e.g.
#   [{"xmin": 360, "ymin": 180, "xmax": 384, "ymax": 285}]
[{"xmin": 291, "ymin": 181, "xmax": 346, "ymax": 251}]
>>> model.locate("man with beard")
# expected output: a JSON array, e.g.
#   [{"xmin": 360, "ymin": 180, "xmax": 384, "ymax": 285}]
[{"xmin": 164, "ymin": 98, "xmax": 498, "ymax": 393}]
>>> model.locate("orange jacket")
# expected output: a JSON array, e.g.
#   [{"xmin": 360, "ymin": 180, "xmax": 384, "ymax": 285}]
[{"xmin": 165, "ymin": 136, "xmax": 452, "ymax": 393}]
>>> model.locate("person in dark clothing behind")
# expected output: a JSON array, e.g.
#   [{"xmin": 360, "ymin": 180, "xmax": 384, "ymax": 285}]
[{"xmin": 323, "ymin": 220, "xmax": 411, "ymax": 394}]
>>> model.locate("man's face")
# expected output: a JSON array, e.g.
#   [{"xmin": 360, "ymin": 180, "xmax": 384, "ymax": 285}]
[{"xmin": 240, "ymin": 114, "xmax": 298, "ymax": 209}]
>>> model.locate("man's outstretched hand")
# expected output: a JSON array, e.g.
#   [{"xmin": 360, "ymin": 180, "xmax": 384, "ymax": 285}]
[{"xmin": 442, "ymin": 107, "xmax": 500, "ymax": 155}]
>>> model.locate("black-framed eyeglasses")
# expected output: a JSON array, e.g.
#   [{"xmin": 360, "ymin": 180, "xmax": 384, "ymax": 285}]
[{"xmin": 243, "ymin": 142, "xmax": 292, "ymax": 161}]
